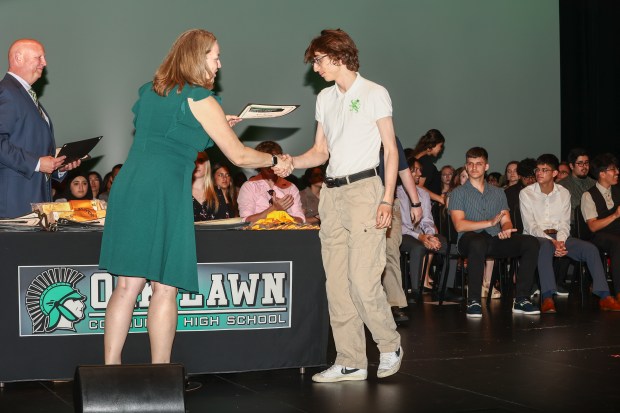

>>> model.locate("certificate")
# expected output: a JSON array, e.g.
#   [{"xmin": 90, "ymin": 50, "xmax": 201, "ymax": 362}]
[{"xmin": 238, "ymin": 104, "xmax": 299, "ymax": 119}]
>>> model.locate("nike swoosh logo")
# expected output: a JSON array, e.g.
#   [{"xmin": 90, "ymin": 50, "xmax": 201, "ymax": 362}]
[{"xmin": 341, "ymin": 368, "xmax": 359, "ymax": 374}]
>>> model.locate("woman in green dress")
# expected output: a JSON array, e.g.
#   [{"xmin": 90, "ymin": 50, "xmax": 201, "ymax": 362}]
[{"xmin": 99, "ymin": 29, "xmax": 291, "ymax": 364}]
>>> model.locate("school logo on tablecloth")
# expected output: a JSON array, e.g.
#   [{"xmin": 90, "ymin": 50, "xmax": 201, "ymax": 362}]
[
  {"xmin": 25, "ymin": 267, "xmax": 87, "ymax": 333},
  {"xmin": 18, "ymin": 262, "xmax": 292, "ymax": 336}
]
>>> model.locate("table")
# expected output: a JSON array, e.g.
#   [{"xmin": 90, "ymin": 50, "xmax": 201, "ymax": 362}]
[{"xmin": 0, "ymin": 228, "xmax": 328, "ymax": 382}]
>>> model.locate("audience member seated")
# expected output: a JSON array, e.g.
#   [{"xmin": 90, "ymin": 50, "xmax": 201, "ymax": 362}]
[
  {"xmin": 100, "ymin": 172, "xmax": 112, "ymax": 198},
  {"xmin": 411, "ymin": 129, "xmax": 446, "ymax": 205},
  {"xmin": 439, "ymin": 165, "xmax": 455, "ymax": 201},
  {"xmin": 99, "ymin": 163, "xmax": 123, "ymax": 202},
  {"xmin": 299, "ymin": 167, "xmax": 324, "ymax": 225},
  {"xmin": 557, "ymin": 147, "xmax": 596, "ymax": 228},
  {"xmin": 449, "ymin": 147, "xmax": 540, "ymax": 318},
  {"xmin": 445, "ymin": 166, "xmax": 468, "ymax": 207},
  {"xmin": 556, "ymin": 149, "xmax": 596, "ymax": 291},
  {"xmin": 520, "ymin": 154, "xmax": 620, "ymax": 313},
  {"xmin": 438, "ymin": 166, "xmax": 469, "ymax": 296},
  {"xmin": 54, "ymin": 170, "xmax": 93, "ymax": 202},
  {"xmin": 486, "ymin": 172, "xmax": 501, "ymax": 187},
  {"xmin": 399, "ymin": 158, "xmax": 452, "ymax": 303},
  {"xmin": 192, "ymin": 152, "xmax": 218, "ymax": 221},
  {"xmin": 504, "ymin": 158, "xmax": 537, "ymax": 213},
  {"xmin": 453, "ymin": 167, "xmax": 468, "ymax": 186},
  {"xmin": 556, "ymin": 161, "xmax": 570, "ymax": 182},
  {"xmin": 453, "ymin": 170, "xmax": 501, "ymax": 300},
  {"xmin": 581, "ymin": 153, "xmax": 620, "ymax": 302},
  {"xmin": 237, "ymin": 141, "xmax": 304, "ymax": 223},
  {"xmin": 88, "ymin": 171, "xmax": 103, "ymax": 200},
  {"xmin": 503, "ymin": 160, "xmax": 519, "ymax": 188},
  {"xmin": 212, "ymin": 162, "xmax": 239, "ymax": 218}
]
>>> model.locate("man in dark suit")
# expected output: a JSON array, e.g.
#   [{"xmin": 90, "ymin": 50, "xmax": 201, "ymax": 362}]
[{"xmin": 0, "ymin": 38, "xmax": 79, "ymax": 218}]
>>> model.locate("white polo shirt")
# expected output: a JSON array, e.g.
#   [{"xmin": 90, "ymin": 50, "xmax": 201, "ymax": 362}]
[{"xmin": 316, "ymin": 73, "xmax": 392, "ymax": 177}]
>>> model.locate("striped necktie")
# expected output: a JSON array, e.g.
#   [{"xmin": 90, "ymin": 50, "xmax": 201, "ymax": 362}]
[
  {"xmin": 29, "ymin": 88, "xmax": 51, "ymax": 180},
  {"xmin": 28, "ymin": 88, "xmax": 45, "ymax": 119}
]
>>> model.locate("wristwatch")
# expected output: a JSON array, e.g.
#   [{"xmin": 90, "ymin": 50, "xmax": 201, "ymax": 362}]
[
  {"xmin": 411, "ymin": 202, "xmax": 422, "ymax": 208},
  {"xmin": 272, "ymin": 155, "xmax": 278, "ymax": 167}
]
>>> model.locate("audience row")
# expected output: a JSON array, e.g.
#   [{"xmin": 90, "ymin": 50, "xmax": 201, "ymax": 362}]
[{"xmin": 52, "ymin": 133, "xmax": 620, "ymax": 322}]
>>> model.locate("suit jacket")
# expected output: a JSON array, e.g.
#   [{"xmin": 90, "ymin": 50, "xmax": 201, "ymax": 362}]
[{"xmin": 0, "ymin": 73, "xmax": 57, "ymax": 218}]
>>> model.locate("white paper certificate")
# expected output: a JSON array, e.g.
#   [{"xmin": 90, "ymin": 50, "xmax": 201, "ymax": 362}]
[{"xmin": 238, "ymin": 104, "xmax": 299, "ymax": 119}]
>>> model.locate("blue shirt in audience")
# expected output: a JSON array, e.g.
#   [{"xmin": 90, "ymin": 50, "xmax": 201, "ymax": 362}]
[{"xmin": 448, "ymin": 180, "xmax": 509, "ymax": 242}]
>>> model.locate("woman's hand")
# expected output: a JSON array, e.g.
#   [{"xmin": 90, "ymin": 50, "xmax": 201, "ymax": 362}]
[{"xmin": 225, "ymin": 115, "xmax": 243, "ymax": 128}]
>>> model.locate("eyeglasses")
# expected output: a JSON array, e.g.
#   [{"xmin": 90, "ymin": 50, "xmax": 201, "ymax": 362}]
[
  {"xmin": 268, "ymin": 189, "xmax": 275, "ymax": 205},
  {"xmin": 410, "ymin": 167, "xmax": 422, "ymax": 173},
  {"xmin": 216, "ymin": 173, "xmax": 231, "ymax": 178},
  {"xmin": 575, "ymin": 161, "xmax": 590, "ymax": 167},
  {"xmin": 604, "ymin": 167, "xmax": 619, "ymax": 173},
  {"xmin": 310, "ymin": 55, "xmax": 328, "ymax": 66},
  {"xmin": 534, "ymin": 168, "xmax": 553, "ymax": 174}
]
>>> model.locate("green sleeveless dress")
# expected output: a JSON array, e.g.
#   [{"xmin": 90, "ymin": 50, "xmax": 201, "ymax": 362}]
[{"xmin": 99, "ymin": 82, "xmax": 215, "ymax": 292}]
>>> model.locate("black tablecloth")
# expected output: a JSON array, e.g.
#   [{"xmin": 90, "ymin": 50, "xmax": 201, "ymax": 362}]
[{"xmin": 0, "ymin": 229, "xmax": 328, "ymax": 382}]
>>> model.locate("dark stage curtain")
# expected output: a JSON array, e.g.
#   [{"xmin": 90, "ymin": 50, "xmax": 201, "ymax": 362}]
[{"xmin": 560, "ymin": 0, "xmax": 620, "ymax": 159}]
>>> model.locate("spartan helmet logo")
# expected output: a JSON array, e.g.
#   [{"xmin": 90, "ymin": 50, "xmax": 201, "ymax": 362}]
[{"xmin": 25, "ymin": 268, "xmax": 87, "ymax": 333}]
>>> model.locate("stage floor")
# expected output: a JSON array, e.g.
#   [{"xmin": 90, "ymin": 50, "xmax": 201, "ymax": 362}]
[{"xmin": 2, "ymin": 292, "xmax": 620, "ymax": 412}]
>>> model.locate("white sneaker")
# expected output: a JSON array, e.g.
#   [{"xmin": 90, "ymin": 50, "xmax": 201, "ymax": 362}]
[
  {"xmin": 312, "ymin": 364, "xmax": 368, "ymax": 383},
  {"xmin": 377, "ymin": 346, "xmax": 403, "ymax": 378}
]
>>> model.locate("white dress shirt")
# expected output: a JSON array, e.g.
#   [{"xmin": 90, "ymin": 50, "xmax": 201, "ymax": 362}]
[{"xmin": 519, "ymin": 182, "xmax": 571, "ymax": 242}]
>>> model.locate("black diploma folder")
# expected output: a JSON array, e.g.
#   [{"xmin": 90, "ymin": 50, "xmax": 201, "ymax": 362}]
[{"xmin": 55, "ymin": 136, "xmax": 102, "ymax": 164}]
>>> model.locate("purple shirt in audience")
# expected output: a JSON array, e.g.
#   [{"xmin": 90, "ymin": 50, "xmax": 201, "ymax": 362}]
[{"xmin": 397, "ymin": 185, "xmax": 435, "ymax": 239}]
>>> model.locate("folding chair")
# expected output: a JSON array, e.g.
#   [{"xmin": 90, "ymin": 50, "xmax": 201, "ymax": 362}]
[{"xmin": 436, "ymin": 206, "xmax": 465, "ymax": 305}]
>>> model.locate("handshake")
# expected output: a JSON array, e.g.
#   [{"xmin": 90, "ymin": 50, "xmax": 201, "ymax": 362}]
[{"xmin": 272, "ymin": 154, "xmax": 295, "ymax": 178}]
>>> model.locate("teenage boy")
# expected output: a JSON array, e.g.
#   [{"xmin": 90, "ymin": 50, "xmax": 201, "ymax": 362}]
[
  {"xmin": 448, "ymin": 147, "xmax": 540, "ymax": 317},
  {"xmin": 581, "ymin": 153, "xmax": 620, "ymax": 302},
  {"xmin": 519, "ymin": 154, "xmax": 620, "ymax": 313},
  {"xmin": 283, "ymin": 29, "xmax": 402, "ymax": 382}
]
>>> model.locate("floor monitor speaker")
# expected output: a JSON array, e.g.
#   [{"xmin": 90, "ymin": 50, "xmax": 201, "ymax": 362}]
[{"xmin": 74, "ymin": 363, "xmax": 186, "ymax": 413}]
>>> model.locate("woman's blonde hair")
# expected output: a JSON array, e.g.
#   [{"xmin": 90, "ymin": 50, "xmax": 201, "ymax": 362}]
[
  {"xmin": 153, "ymin": 29, "xmax": 217, "ymax": 96},
  {"xmin": 195, "ymin": 152, "xmax": 219, "ymax": 211}
]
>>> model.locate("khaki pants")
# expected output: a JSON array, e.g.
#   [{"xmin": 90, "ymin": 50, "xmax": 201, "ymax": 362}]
[
  {"xmin": 383, "ymin": 202, "xmax": 408, "ymax": 307},
  {"xmin": 318, "ymin": 176, "xmax": 400, "ymax": 370}
]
